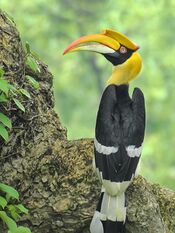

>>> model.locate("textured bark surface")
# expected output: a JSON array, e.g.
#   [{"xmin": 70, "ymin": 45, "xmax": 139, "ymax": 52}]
[{"xmin": 0, "ymin": 9, "xmax": 175, "ymax": 233}]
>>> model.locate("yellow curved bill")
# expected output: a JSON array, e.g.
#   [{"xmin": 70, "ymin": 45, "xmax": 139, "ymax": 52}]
[
  {"xmin": 102, "ymin": 29, "xmax": 139, "ymax": 50},
  {"xmin": 63, "ymin": 34, "xmax": 120, "ymax": 55}
]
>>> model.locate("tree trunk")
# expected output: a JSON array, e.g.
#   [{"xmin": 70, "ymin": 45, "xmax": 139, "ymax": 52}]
[{"xmin": 0, "ymin": 9, "xmax": 174, "ymax": 233}]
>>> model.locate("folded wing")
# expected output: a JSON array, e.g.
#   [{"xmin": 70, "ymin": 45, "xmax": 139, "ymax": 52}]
[{"xmin": 94, "ymin": 84, "xmax": 145, "ymax": 193}]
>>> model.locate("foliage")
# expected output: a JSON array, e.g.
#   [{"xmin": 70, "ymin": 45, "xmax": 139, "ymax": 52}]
[
  {"xmin": 25, "ymin": 42, "xmax": 40, "ymax": 73},
  {"xmin": 0, "ymin": 183, "xmax": 31, "ymax": 233},
  {"xmin": 25, "ymin": 42, "xmax": 40, "ymax": 89},
  {"xmin": 1, "ymin": 0, "xmax": 175, "ymax": 190},
  {"xmin": 0, "ymin": 65, "xmax": 33, "ymax": 232},
  {"xmin": 0, "ymin": 68, "xmax": 31, "ymax": 141}
]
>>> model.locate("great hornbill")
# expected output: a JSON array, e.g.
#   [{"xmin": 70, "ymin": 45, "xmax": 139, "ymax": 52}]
[{"xmin": 63, "ymin": 29, "xmax": 145, "ymax": 233}]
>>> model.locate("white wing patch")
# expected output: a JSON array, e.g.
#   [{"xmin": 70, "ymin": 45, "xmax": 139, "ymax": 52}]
[
  {"xmin": 126, "ymin": 145, "xmax": 142, "ymax": 158},
  {"xmin": 94, "ymin": 138, "xmax": 118, "ymax": 155}
]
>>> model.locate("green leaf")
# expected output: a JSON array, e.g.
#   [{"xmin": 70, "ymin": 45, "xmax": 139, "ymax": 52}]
[
  {"xmin": 25, "ymin": 42, "xmax": 31, "ymax": 54},
  {"xmin": 16, "ymin": 226, "xmax": 32, "ymax": 233},
  {"xmin": 11, "ymin": 211, "xmax": 19, "ymax": 221},
  {"xmin": 31, "ymin": 52, "xmax": 40, "ymax": 60},
  {"xmin": 0, "ymin": 113, "xmax": 12, "ymax": 129},
  {"xmin": 0, "ymin": 196, "xmax": 7, "ymax": 209},
  {"xmin": 0, "ymin": 93, "xmax": 8, "ymax": 103},
  {"xmin": 15, "ymin": 204, "xmax": 28, "ymax": 214},
  {"xmin": 26, "ymin": 56, "xmax": 40, "ymax": 72},
  {"xmin": 0, "ymin": 211, "xmax": 17, "ymax": 231},
  {"xmin": 26, "ymin": 76, "xmax": 39, "ymax": 89},
  {"xmin": 19, "ymin": 89, "xmax": 31, "ymax": 99},
  {"xmin": 0, "ymin": 183, "xmax": 19, "ymax": 200},
  {"xmin": 0, "ymin": 124, "xmax": 9, "ymax": 141},
  {"xmin": 0, "ymin": 79, "xmax": 10, "ymax": 96},
  {"xmin": 0, "ymin": 68, "xmax": 4, "ymax": 77},
  {"xmin": 5, "ymin": 12, "xmax": 15, "ymax": 25},
  {"xmin": 6, "ymin": 193, "xmax": 11, "ymax": 203},
  {"xmin": 10, "ymin": 89, "xmax": 18, "ymax": 97},
  {"xmin": 7, "ymin": 205, "xmax": 19, "ymax": 221},
  {"xmin": 13, "ymin": 98, "xmax": 25, "ymax": 112},
  {"xmin": 9, "ymin": 84, "xmax": 17, "ymax": 92}
]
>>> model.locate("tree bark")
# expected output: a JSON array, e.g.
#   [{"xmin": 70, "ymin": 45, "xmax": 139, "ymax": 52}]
[{"xmin": 0, "ymin": 9, "xmax": 175, "ymax": 233}]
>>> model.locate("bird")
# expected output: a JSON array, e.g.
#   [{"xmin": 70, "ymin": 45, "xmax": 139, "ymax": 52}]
[{"xmin": 63, "ymin": 29, "xmax": 146, "ymax": 233}]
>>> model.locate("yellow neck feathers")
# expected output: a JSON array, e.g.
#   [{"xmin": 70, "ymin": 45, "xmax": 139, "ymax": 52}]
[{"xmin": 107, "ymin": 52, "xmax": 142, "ymax": 86}]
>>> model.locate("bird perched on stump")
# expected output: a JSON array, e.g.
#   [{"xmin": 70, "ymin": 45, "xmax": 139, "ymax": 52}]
[{"xmin": 63, "ymin": 29, "xmax": 146, "ymax": 233}]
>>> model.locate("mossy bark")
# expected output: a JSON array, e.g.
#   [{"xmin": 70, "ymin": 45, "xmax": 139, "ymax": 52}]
[{"xmin": 0, "ymin": 9, "xmax": 174, "ymax": 233}]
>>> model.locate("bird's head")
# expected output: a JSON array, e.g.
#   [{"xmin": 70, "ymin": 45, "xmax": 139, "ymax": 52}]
[{"xmin": 63, "ymin": 29, "xmax": 142, "ymax": 86}]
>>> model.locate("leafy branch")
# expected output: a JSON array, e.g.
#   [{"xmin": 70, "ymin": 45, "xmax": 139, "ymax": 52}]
[
  {"xmin": 0, "ymin": 68, "xmax": 32, "ymax": 141},
  {"xmin": 0, "ymin": 183, "xmax": 31, "ymax": 233},
  {"xmin": 25, "ymin": 42, "xmax": 40, "ymax": 89},
  {"xmin": 0, "ymin": 67, "xmax": 32, "ymax": 232},
  {"xmin": 25, "ymin": 42, "xmax": 40, "ymax": 73}
]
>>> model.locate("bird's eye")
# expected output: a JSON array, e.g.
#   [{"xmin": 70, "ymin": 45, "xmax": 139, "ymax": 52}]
[{"xmin": 119, "ymin": 46, "xmax": 127, "ymax": 54}]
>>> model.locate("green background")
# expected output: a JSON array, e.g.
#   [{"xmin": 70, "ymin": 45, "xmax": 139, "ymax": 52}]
[{"xmin": 1, "ymin": 0, "xmax": 175, "ymax": 190}]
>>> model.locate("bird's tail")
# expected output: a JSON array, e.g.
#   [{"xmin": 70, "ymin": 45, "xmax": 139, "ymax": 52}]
[{"xmin": 90, "ymin": 191, "xmax": 126, "ymax": 233}]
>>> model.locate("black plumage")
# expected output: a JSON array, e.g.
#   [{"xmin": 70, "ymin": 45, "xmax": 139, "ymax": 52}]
[
  {"xmin": 94, "ymin": 84, "xmax": 145, "ymax": 183},
  {"xmin": 92, "ymin": 84, "xmax": 145, "ymax": 233}
]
